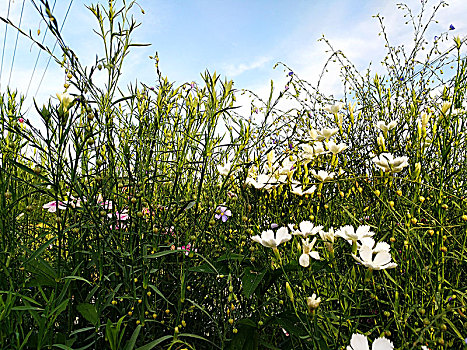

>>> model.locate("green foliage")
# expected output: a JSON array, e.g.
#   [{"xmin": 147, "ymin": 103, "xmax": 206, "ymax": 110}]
[{"xmin": 0, "ymin": 0, "xmax": 466, "ymax": 349}]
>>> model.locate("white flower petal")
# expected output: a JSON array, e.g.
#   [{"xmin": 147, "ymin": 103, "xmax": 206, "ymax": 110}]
[
  {"xmin": 299, "ymin": 253, "xmax": 310, "ymax": 267},
  {"xmin": 349, "ymin": 333, "xmax": 370, "ymax": 350},
  {"xmin": 372, "ymin": 337, "xmax": 394, "ymax": 350}
]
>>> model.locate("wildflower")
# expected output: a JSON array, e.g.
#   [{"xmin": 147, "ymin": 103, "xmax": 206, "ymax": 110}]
[
  {"xmin": 227, "ymin": 191, "xmax": 237, "ymax": 199},
  {"xmin": 299, "ymin": 237, "xmax": 320, "ymax": 267},
  {"xmin": 337, "ymin": 225, "xmax": 375, "ymax": 245},
  {"xmin": 449, "ymin": 24, "xmax": 455, "ymax": 30},
  {"xmin": 107, "ymin": 210, "xmax": 129, "ymax": 221},
  {"xmin": 288, "ymin": 71, "xmax": 293, "ymax": 76},
  {"xmin": 215, "ymin": 206, "xmax": 231, "ymax": 222},
  {"xmin": 278, "ymin": 156, "xmax": 296, "ymax": 178},
  {"xmin": 420, "ymin": 112, "xmax": 431, "ymax": 127},
  {"xmin": 251, "ymin": 227, "xmax": 292, "ymax": 249},
  {"xmin": 64, "ymin": 192, "xmax": 85, "ymax": 208},
  {"xmin": 376, "ymin": 120, "xmax": 397, "ymax": 133},
  {"xmin": 291, "ymin": 221, "xmax": 323, "ymax": 238},
  {"xmin": 326, "ymin": 140, "xmax": 348, "ymax": 155},
  {"xmin": 217, "ymin": 162, "xmax": 232, "ymax": 176},
  {"xmin": 18, "ymin": 117, "xmax": 24, "ymax": 123},
  {"xmin": 308, "ymin": 128, "xmax": 325, "ymax": 141},
  {"xmin": 319, "ymin": 227, "xmax": 337, "ymax": 252},
  {"xmin": 301, "ymin": 142, "xmax": 328, "ymax": 163},
  {"xmin": 324, "ymin": 102, "xmax": 344, "ymax": 114},
  {"xmin": 372, "ymin": 153, "xmax": 409, "ymax": 173},
  {"xmin": 311, "ymin": 169, "xmax": 335, "ymax": 182},
  {"xmin": 346, "ymin": 333, "xmax": 394, "ymax": 350},
  {"xmin": 178, "ymin": 243, "xmax": 197, "ymax": 256},
  {"xmin": 43, "ymin": 200, "xmax": 67, "ymax": 212},
  {"xmin": 97, "ymin": 194, "xmax": 114, "ymax": 210},
  {"xmin": 56, "ymin": 92, "xmax": 74, "ymax": 112},
  {"xmin": 284, "ymin": 85, "xmax": 289, "ymax": 91},
  {"xmin": 307, "ymin": 294, "xmax": 321, "ymax": 311},
  {"xmin": 441, "ymin": 101, "xmax": 451, "ymax": 115},
  {"xmin": 352, "ymin": 242, "xmax": 397, "ymax": 270},
  {"xmin": 319, "ymin": 127, "xmax": 339, "ymax": 139},
  {"xmin": 290, "ymin": 182, "xmax": 316, "ymax": 196}
]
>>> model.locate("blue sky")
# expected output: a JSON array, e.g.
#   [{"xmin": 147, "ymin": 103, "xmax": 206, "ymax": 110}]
[{"xmin": 0, "ymin": 0, "xmax": 466, "ymax": 121}]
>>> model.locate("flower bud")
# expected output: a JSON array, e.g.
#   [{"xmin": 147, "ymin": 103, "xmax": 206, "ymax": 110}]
[{"xmin": 285, "ymin": 282, "xmax": 294, "ymax": 303}]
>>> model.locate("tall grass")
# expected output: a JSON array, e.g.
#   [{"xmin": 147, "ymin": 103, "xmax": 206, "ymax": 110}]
[{"xmin": 0, "ymin": 0, "xmax": 466, "ymax": 349}]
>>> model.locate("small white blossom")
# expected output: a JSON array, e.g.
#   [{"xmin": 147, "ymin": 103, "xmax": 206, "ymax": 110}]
[
  {"xmin": 299, "ymin": 237, "xmax": 320, "ymax": 267},
  {"xmin": 251, "ymin": 227, "xmax": 292, "ymax": 249}
]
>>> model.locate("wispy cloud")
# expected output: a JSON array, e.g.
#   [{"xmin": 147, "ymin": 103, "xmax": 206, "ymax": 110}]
[{"xmin": 223, "ymin": 56, "xmax": 272, "ymax": 78}]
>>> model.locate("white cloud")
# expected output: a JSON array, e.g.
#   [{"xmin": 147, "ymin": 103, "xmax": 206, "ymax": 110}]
[{"xmin": 223, "ymin": 56, "xmax": 272, "ymax": 78}]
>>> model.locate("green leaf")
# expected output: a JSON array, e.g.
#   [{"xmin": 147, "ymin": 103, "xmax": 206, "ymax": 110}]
[
  {"xmin": 123, "ymin": 325, "xmax": 141, "ymax": 350},
  {"xmin": 63, "ymin": 276, "xmax": 92, "ymax": 285},
  {"xmin": 53, "ymin": 345, "xmax": 74, "ymax": 350},
  {"xmin": 242, "ymin": 269, "xmax": 267, "ymax": 298},
  {"xmin": 25, "ymin": 236, "xmax": 58, "ymax": 263},
  {"xmin": 216, "ymin": 253, "xmax": 244, "ymax": 262},
  {"xmin": 76, "ymin": 303, "xmax": 99, "ymax": 326},
  {"xmin": 268, "ymin": 312, "xmax": 308, "ymax": 337},
  {"xmin": 9, "ymin": 159, "xmax": 51, "ymax": 184},
  {"xmin": 228, "ymin": 319, "xmax": 258, "ymax": 350},
  {"xmin": 11, "ymin": 306, "xmax": 44, "ymax": 311},
  {"xmin": 135, "ymin": 335, "xmax": 172, "ymax": 350}
]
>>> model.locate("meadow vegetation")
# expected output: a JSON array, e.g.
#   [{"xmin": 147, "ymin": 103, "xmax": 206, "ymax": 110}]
[{"xmin": 0, "ymin": 0, "xmax": 466, "ymax": 349}]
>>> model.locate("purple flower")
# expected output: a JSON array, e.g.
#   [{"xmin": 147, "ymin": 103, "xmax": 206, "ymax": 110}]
[
  {"xmin": 255, "ymin": 108, "xmax": 259, "ymax": 114},
  {"xmin": 399, "ymin": 77, "xmax": 404, "ymax": 81},
  {"xmin": 434, "ymin": 36, "xmax": 439, "ymax": 41},
  {"xmin": 271, "ymin": 223, "xmax": 279, "ymax": 229},
  {"xmin": 449, "ymin": 24, "xmax": 455, "ymax": 30},
  {"xmin": 215, "ymin": 206, "xmax": 231, "ymax": 222},
  {"xmin": 288, "ymin": 71, "xmax": 293, "ymax": 76},
  {"xmin": 284, "ymin": 85, "xmax": 289, "ymax": 91}
]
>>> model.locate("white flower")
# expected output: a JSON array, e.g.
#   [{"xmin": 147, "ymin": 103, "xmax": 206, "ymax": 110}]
[
  {"xmin": 292, "ymin": 221, "xmax": 323, "ymax": 238},
  {"xmin": 301, "ymin": 142, "xmax": 328, "ymax": 162},
  {"xmin": 324, "ymin": 102, "xmax": 344, "ymax": 114},
  {"xmin": 347, "ymin": 333, "xmax": 394, "ymax": 350},
  {"xmin": 372, "ymin": 153, "xmax": 409, "ymax": 173},
  {"xmin": 376, "ymin": 120, "xmax": 397, "ymax": 133},
  {"xmin": 319, "ymin": 227, "xmax": 336, "ymax": 244},
  {"xmin": 359, "ymin": 237, "xmax": 391, "ymax": 253},
  {"xmin": 337, "ymin": 225, "xmax": 375, "ymax": 245},
  {"xmin": 299, "ymin": 237, "xmax": 320, "ymax": 267},
  {"xmin": 308, "ymin": 128, "xmax": 325, "ymax": 141},
  {"xmin": 420, "ymin": 112, "xmax": 431, "ymax": 127},
  {"xmin": 311, "ymin": 169, "xmax": 335, "ymax": 182},
  {"xmin": 217, "ymin": 162, "xmax": 232, "ymax": 176},
  {"xmin": 251, "ymin": 227, "xmax": 292, "ymax": 249},
  {"xmin": 290, "ymin": 181, "xmax": 316, "ymax": 196},
  {"xmin": 306, "ymin": 293, "xmax": 321, "ymax": 311},
  {"xmin": 246, "ymin": 173, "xmax": 281, "ymax": 191},
  {"xmin": 278, "ymin": 156, "xmax": 296, "ymax": 177},
  {"xmin": 352, "ymin": 242, "xmax": 397, "ymax": 270},
  {"xmin": 320, "ymin": 227, "xmax": 337, "ymax": 252},
  {"xmin": 319, "ymin": 127, "xmax": 339, "ymax": 139},
  {"xmin": 56, "ymin": 92, "xmax": 74, "ymax": 112},
  {"xmin": 64, "ymin": 193, "xmax": 85, "ymax": 208},
  {"xmin": 327, "ymin": 140, "xmax": 348, "ymax": 155}
]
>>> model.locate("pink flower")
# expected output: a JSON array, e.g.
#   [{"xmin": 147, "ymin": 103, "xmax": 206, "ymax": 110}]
[
  {"xmin": 107, "ymin": 210, "xmax": 129, "ymax": 221},
  {"xmin": 43, "ymin": 201, "xmax": 67, "ymax": 212},
  {"xmin": 18, "ymin": 118, "xmax": 24, "ymax": 123},
  {"xmin": 177, "ymin": 243, "xmax": 197, "ymax": 256}
]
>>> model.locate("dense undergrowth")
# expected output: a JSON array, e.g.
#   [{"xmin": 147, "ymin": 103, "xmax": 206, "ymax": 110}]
[{"xmin": 0, "ymin": 0, "xmax": 466, "ymax": 349}]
